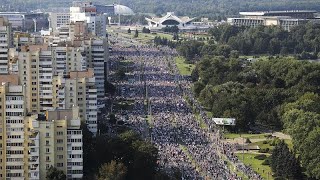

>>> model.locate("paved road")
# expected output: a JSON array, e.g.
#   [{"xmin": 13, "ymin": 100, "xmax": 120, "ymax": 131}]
[{"xmin": 107, "ymin": 32, "xmax": 262, "ymax": 180}]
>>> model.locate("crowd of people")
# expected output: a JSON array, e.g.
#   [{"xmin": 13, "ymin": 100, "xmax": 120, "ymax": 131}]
[{"xmin": 108, "ymin": 34, "xmax": 263, "ymax": 180}]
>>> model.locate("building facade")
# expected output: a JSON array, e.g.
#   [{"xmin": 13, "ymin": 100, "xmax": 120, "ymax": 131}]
[
  {"xmin": 0, "ymin": 17, "xmax": 12, "ymax": 74},
  {"xmin": 27, "ymin": 107, "xmax": 83, "ymax": 180},
  {"xmin": 227, "ymin": 10, "xmax": 317, "ymax": 31},
  {"xmin": 0, "ymin": 81, "xmax": 27, "ymax": 179},
  {"xmin": 53, "ymin": 69, "xmax": 98, "ymax": 134}
]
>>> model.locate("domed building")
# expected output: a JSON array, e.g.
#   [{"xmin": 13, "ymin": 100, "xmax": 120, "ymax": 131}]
[
  {"xmin": 114, "ymin": 4, "xmax": 135, "ymax": 15},
  {"xmin": 95, "ymin": 4, "xmax": 134, "ymax": 16}
]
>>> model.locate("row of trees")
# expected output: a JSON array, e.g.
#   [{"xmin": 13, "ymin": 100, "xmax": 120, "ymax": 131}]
[
  {"xmin": 209, "ymin": 23, "xmax": 320, "ymax": 56},
  {"xmin": 177, "ymin": 23, "xmax": 320, "ymax": 63},
  {"xmin": 154, "ymin": 36, "xmax": 178, "ymax": 48},
  {"xmin": 192, "ymin": 55, "xmax": 320, "ymax": 178},
  {"xmin": 5, "ymin": 0, "xmax": 320, "ymax": 20}
]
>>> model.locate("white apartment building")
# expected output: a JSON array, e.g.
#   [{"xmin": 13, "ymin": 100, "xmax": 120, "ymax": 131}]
[
  {"xmin": 70, "ymin": 2, "xmax": 107, "ymax": 37},
  {"xmin": 49, "ymin": 12, "xmax": 71, "ymax": 31}
]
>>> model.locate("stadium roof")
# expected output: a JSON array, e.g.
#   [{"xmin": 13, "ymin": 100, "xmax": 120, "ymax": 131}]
[{"xmin": 114, "ymin": 4, "xmax": 134, "ymax": 15}]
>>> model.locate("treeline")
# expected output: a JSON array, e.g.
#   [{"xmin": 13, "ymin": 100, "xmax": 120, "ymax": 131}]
[
  {"xmin": 192, "ymin": 56, "xmax": 320, "ymax": 178},
  {"xmin": 82, "ymin": 124, "xmax": 180, "ymax": 180},
  {"xmin": 209, "ymin": 23, "xmax": 320, "ymax": 57},
  {"xmin": 154, "ymin": 36, "xmax": 178, "ymax": 48},
  {"xmin": 5, "ymin": 0, "xmax": 320, "ymax": 20}
]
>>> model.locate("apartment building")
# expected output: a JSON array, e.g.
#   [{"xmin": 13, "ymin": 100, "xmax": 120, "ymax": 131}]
[
  {"xmin": 69, "ymin": 1, "xmax": 107, "ymax": 37},
  {"xmin": 0, "ymin": 75, "xmax": 27, "ymax": 179},
  {"xmin": 49, "ymin": 12, "xmax": 71, "ymax": 31},
  {"xmin": 0, "ymin": 17, "xmax": 12, "ymax": 74},
  {"xmin": 27, "ymin": 106, "xmax": 83, "ymax": 180},
  {"xmin": 8, "ymin": 44, "xmax": 86, "ymax": 113},
  {"xmin": 53, "ymin": 69, "xmax": 98, "ymax": 134},
  {"xmin": 85, "ymin": 38, "xmax": 108, "ymax": 98},
  {"xmin": 0, "ymin": 76, "xmax": 83, "ymax": 180}
]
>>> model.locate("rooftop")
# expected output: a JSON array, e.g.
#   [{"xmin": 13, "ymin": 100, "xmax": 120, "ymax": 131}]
[{"xmin": 240, "ymin": 10, "xmax": 317, "ymax": 16}]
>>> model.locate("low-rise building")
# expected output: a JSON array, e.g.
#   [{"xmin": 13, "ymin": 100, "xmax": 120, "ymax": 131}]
[{"xmin": 227, "ymin": 10, "xmax": 318, "ymax": 31}]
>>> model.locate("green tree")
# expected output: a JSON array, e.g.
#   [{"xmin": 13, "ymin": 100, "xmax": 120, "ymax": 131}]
[
  {"xmin": 96, "ymin": 161, "xmax": 127, "ymax": 180},
  {"xmin": 46, "ymin": 166, "xmax": 66, "ymax": 180},
  {"xmin": 270, "ymin": 140, "xmax": 302, "ymax": 179},
  {"xmin": 81, "ymin": 123, "xmax": 96, "ymax": 179}
]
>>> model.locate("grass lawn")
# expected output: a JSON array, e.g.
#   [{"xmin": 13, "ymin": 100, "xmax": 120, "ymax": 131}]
[
  {"xmin": 205, "ymin": 111, "xmax": 213, "ymax": 118},
  {"xmin": 249, "ymin": 139, "xmax": 293, "ymax": 151},
  {"xmin": 224, "ymin": 133, "xmax": 267, "ymax": 139},
  {"xmin": 236, "ymin": 153, "xmax": 273, "ymax": 180},
  {"xmin": 175, "ymin": 56, "xmax": 195, "ymax": 76},
  {"xmin": 223, "ymin": 156, "xmax": 250, "ymax": 180}
]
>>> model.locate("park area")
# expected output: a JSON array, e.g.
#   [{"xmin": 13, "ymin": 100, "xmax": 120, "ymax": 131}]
[
  {"xmin": 224, "ymin": 132, "xmax": 292, "ymax": 180},
  {"xmin": 174, "ymin": 56, "xmax": 195, "ymax": 76}
]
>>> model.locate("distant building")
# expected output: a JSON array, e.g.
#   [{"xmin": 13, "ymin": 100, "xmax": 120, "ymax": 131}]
[
  {"xmin": 49, "ymin": 11, "xmax": 70, "ymax": 31},
  {"xmin": 95, "ymin": 4, "xmax": 134, "ymax": 16},
  {"xmin": 227, "ymin": 10, "xmax": 318, "ymax": 31},
  {"xmin": 0, "ymin": 12, "xmax": 48, "ymax": 32},
  {"xmin": 69, "ymin": 1, "xmax": 106, "ymax": 37},
  {"xmin": 146, "ymin": 12, "xmax": 197, "ymax": 30}
]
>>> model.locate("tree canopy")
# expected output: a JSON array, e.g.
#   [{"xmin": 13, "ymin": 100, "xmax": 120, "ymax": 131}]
[{"xmin": 46, "ymin": 166, "xmax": 66, "ymax": 180}]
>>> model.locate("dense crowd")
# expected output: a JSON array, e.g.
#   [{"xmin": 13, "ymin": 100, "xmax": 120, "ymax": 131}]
[{"xmin": 108, "ymin": 34, "xmax": 262, "ymax": 180}]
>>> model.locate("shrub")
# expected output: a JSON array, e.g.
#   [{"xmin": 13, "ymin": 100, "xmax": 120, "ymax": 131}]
[
  {"xmin": 262, "ymin": 158, "xmax": 270, "ymax": 165},
  {"xmin": 245, "ymin": 138, "xmax": 251, "ymax": 143},
  {"xmin": 259, "ymin": 148, "xmax": 270, "ymax": 153},
  {"xmin": 263, "ymin": 140, "xmax": 268, "ymax": 144},
  {"xmin": 270, "ymin": 138, "xmax": 281, "ymax": 146},
  {"xmin": 254, "ymin": 154, "xmax": 267, "ymax": 160}
]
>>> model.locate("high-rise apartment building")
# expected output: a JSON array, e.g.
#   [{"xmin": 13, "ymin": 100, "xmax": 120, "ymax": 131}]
[
  {"xmin": 0, "ymin": 75, "xmax": 27, "ymax": 179},
  {"xmin": 9, "ymin": 44, "xmax": 86, "ymax": 113},
  {"xmin": 0, "ymin": 75, "xmax": 83, "ymax": 180},
  {"xmin": 27, "ymin": 107, "xmax": 83, "ymax": 180},
  {"xmin": 85, "ymin": 38, "xmax": 108, "ymax": 98},
  {"xmin": 53, "ymin": 69, "xmax": 98, "ymax": 134},
  {"xmin": 0, "ymin": 17, "xmax": 12, "ymax": 74}
]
